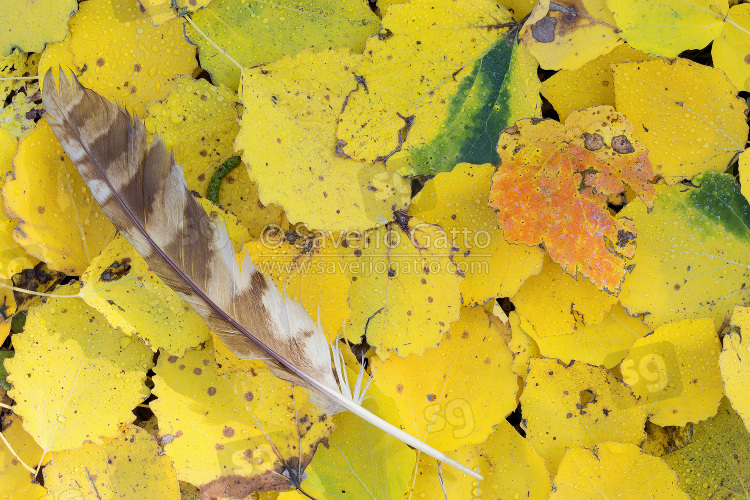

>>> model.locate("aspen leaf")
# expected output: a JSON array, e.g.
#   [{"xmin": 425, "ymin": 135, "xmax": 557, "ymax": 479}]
[
  {"xmin": 150, "ymin": 341, "xmax": 334, "ymax": 498},
  {"xmin": 0, "ymin": 51, "xmax": 42, "ymax": 141},
  {"xmin": 490, "ymin": 106, "xmax": 656, "ymax": 293},
  {"xmin": 44, "ymin": 425, "xmax": 181, "ymax": 500},
  {"xmin": 741, "ymin": 148, "xmax": 750, "ymax": 203},
  {"xmin": 139, "ymin": 0, "xmax": 177, "ymax": 26},
  {"xmin": 720, "ymin": 306, "xmax": 750, "ymax": 432},
  {"xmin": 144, "ymin": 76, "xmax": 283, "ymax": 235},
  {"xmin": 619, "ymin": 171, "xmax": 750, "ymax": 329},
  {"xmin": 236, "ymin": 48, "xmax": 410, "ymax": 232},
  {"xmin": 371, "ymin": 306, "xmax": 518, "ymax": 451},
  {"xmin": 186, "ymin": 0, "xmax": 379, "ymax": 89},
  {"xmin": 48, "ymin": 0, "xmax": 199, "ymax": 115},
  {"xmin": 5, "ymin": 284, "xmax": 153, "ymax": 453},
  {"xmin": 336, "ymin": 0, "xmax": 542, "ymax": 176},
  {"xmin": 0, "ymin": 414, "xmax": 47, "ymax": 500},
  {"xmin": 664, "ymin": 398, "xmax": 750, "ymax": 500},
  {"xmin": 551, "ymin": 442, "xmax": 689, "ymax": 500},
  {"xmin": 606, "ymin": 0, "xmax": 727, "ymax": 57},
  {"xmin": 411, "ymin": 420, "xmax": 551, "ymax": 500},
  {"xmin": 0, "ymin": 51, "xmax": 40, "ymax": 104},
  {"xmin": 713, "ymin": 4, "xmax": 750, "ymax": 92},
  {"xmin": 621, "ymin": 318, "xmax": 724, "ymax": 427},
  {"xmin": 0, "ymin": 130, "xmax": 37, "ymax": 279},
  {"xmin": 241, "ymin": 236, "xmax": 351, "ymax": 341},
  {"xmin": 541, "ymin": 43, "xmax": 656, "ymax": 121},
  {"xmin": 0, "ymin": 0, "xmax": 77, "ymax": 56},
  {"xmin": 298, "ymin": 377, "xmax": 415, "ymax": 500},
  {"xmin": 641, "ymin": 420, "xmax": 694, "ymax": 457},
  {"xmin": 342, "ymin": 214, "xmax": 463, "ymax": 358},
  {"xmin": 520, "ymin": 0, "xmax": 622, "ymax": 71},
  {"xmin": 2, "ymin": 118, "xmax": 116, "ymax": 275},
  {"xmin": 79, "ymin": 235, "xmax": 211, "ymax": 356},
  {"xmin": 613, "ymin": 58, "xmax": 748, "ymax": 183},
  {"xmin": 508, "ymin": 311, "xmax": 541, "ymax": 379},
  {"xmin": 522, "ymin": 358, "xmax": 648, "ymax": 473},
  {"xmin": 410, "ymin": 163, "xmax": 544, "ymax": 306}
]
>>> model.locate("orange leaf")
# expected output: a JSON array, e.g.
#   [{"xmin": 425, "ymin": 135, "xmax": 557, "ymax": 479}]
[{"xmin": 489, "ymin": 106, "xmax": 655, "ymax": 293}]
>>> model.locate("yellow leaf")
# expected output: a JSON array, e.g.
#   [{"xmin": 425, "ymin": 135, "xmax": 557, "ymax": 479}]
[
  {"xmin": 49, "ymin": 0, "xmax": 199, "ymax": 115},
  {"xmin": 613, "ymin": 58, "xmax": 748, "ymax": 183},
  {"xmin": 522, "ymin": 358, "xmax": 648, "ymax": 473},
  {"xmin": 642, "ymin": 420, "xmax": 694, "ymax": 457},
  {"xmin": 0, "ymin": 0, "xmax": 77, "ymax": 56},
  {"xmin": 541, "ymin": 43, "xmax": 656, "ymax": 121},
  {"xmin": 508, "ymin": 311, "xmax": 541, "ymax": 379},
  {"xmin": 79, "ymin": 235, "xmax": 210, "ymax": 356},
  {"xmin": 336, "ymin": 0, "xmax": 542, "ymax": 176},
  {"xmin": 713, "ymin": 4, "xmax": 750, "ymax": 92},
  {"xmin": 342, "ymin": 214, "xmax": 463, "ymax": 358},
  {"xmin": 37, "ymin": 38, "xmax": 78, "ymax": 88},
  {"xmin": 412, "ymin": 420, "xmax": 551, "ymax": 500},
  {"xmin": 410, "ymin": 163, "xmax": 544, "ymax": 305},
  {"xmin": 520, "ymin": 0, "xmax": 622, "ymax": 70},
  {"xmin": 513, "ymin": 255, "xmax": 619, "ymax": 339},
  {"xmin": 664, "ymin": 398, "xmax": 750, "ymax": 499},
  {"xmin": 606, "ymin": 0, "xmax": 727, "ymax": 57},
  {"xmin": 524, "ymin": 303, "xmax": 649, "ymax": 369},
  {"xmin": 551, "ymin": 442, "xmax": 689, "ymax": 499},
  {"xmin": 619, "ymin": 171, "xmax": 750, "ymax": 329},
  {"xmin": 241, "ymin": 236, "xmax": 351, "ymax": 341},
  {"xmin": 0, "ymin": 79, "xmax": 41, "ymax": 140},
  {"xmin": 140, "ymin": 0, "xmax": 177, "ymax": 26},
  {"xmin": 0, "ymin": 414, "xmax": 47, "ymax": 500},
  {"xmin": 44, "ymin": 425, "xmax": 181, "ymax": 500},
  {"xmin": 622, "ymin": 318, "xmax": 724, "ymax": 427},
  {"xmin": 384, "ymin": 0, "xmax": 541, "ymax": 21},
  {"xmin": 236, "ymin": 48, "xmax": 410, "ymax": 232},
  {"xmin": 721, "ymin": 306, "xmax": 750, "ymax": 432},
  {"xmin": 186, "ymin": 0, "xmax": 379, "ymax": 89},
  {"xmin": 144, "ymin": 76, "xmax": 283, "ymax": 235},
  {"xmin": 150, "ymin": 341, "xmax": 334, "ymax": 497},
  {"xmin": 299, "ymin": 377, "xmax": 416, "ymax": 499},
  {"xmin": 371, "ymin": 306, "xmax": 518, "ymax": 451},
  {"xmin": 0, "ymin": 129, "xmax": 37, "ymax": 278},
  {"xmin": 2, "ymin": 118, "xmax": 116, "ymax": 275},
  {"xmin": 741, "ymin": 148, "xmax": 750, "ymax": 202},
  {"xmin": 5, "ymin": 284, "xmax": 153, "ymax": 453}
]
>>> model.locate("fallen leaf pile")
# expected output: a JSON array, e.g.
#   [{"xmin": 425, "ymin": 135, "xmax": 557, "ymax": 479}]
[{"xmin": 0, "ymin": 0, "xmax": 748, "ymax": 498}]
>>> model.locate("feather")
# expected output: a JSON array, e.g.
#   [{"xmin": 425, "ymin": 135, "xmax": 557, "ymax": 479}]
[{"xmin": 41, "ymin": 69, "xmax": 482, "ymax": 480}]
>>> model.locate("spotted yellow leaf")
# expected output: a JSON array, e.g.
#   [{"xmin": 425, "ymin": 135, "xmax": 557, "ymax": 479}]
[
  {"xmin": 606, "ymin": 0, "xmax": 727, "ymax": 57},
  {"xmin": 0, "ymin": 51, "xmax": 40, "ymax": 103},
  {"xmin": 613, "ymin": 58, "xmax": 748, "ymax": 183},
  {"xmin": 186, "ymin": 0, "xmax": 379, "ymax": 89},
  {"xmin": 5, "ymin": 284, "xmax": 153, "ymax": 453},
  {"xmin": 236, "ymin": 48, "xmax": 410, "ymax": 232},
  {"xmin": 551, "ymin": 442, "xmax": 689, "ymax": 499},
  {"xmin": 521, "ymin": 0, "xmax": 622, "ymax": 70},
  {"xmin": 522, "ymin": 358, "xmax": 648, "ymax": 473},
  {"xmin": 342, "ymin": 213, "xmax": 463, "ymax": 358},
  {"xmin": 412, "ymin": 420, "xmax": 551, "ymax": 500},
  {"xmin": 336, "ymin": 0, "xmax": 542, "ymax": 176},
  {"xmin": 371, "ymin": 306, "xmax": 517, "ymax": 451},
  {"xmin": 508, "ymin": 311, "xmax": 541, "ymax": 379},
  {"xmin": 721, "ymin": 306, "xmax": 750, "ymax": 432},
  {"xmin": 2, "ymin": 118, "xmax": 116, "ymax": 275},
  {"xmin": 410, "ymin": 163, "xmax": 544, "ymax": 306},
  {"xmin": 664, "ymin": 398, "xmax": 750, "ymax": 499},
  {"xmin": 622, "ymin": 318, "xmax": 724, "ymax": 427},
  {"xmin": 541, "ymin": 43, "xmax": 655, "ymax": 120},
  {"xmin": 42, "ymin": 0, "xmax": 199, "ymax": 116},
  {"xmin": 641, "ymin": 420, "xmax": 694, "ymax": 457},
  {"xmin": 0, "ymin": 414, "xmax": 47, "ymax": 500},
  {"xmin": 0, "ymin": 0, "xmax": 77, "ymax": 56},
  {"xmin": 619, "ymin": 171, "xmax": 750, "ymax": 329},
  {"xmin": 144, "ymin": 76, "xmax": 283, "ymax": 236},
  {"xmin": 140, "ymin": 0, "xmax": 177, "ymax": 26},
  {"xmin": 741, "ymin": 148, "xmax": 750, "ymax": 202},
  {"xmin": 150, "ymin": 341, "xmax": 334, "ymax": 498},
  {"xmin": 44, "ymin": 425, "xmax": 181, "ymax": 500}
]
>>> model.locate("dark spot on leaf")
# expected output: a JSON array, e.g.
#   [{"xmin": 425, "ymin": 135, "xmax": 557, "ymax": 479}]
[
  {"xmin": 100, "ymin": 258, "xmax": 131, "ymax": 282},
  {"xmin": 396, "ymin": 383, "xmax": 404, "ymax": 394},
  {"xmin": 96, "ymin": 58, "xmax": 105, "ymax": 66},
  {"xmin": 244, "ymin": 391, "xmax": 254, "ymax": 401},
  {"xmin": 222, "ymin": 426, "xmax": 235, "ymax": 438},
  {"xmin": 193, "ymin": 368, "xmax": 202, "ymax": 375},
  {"xmin": 531, "ymin": 16, "xmax": 556, "ymax": 43},
  {"xmin": 611, "ymin": 135, "xmax": 635, "ymax": 154},
  {"xmin": 133, "ymin": 63, "xmax": 141, "ymax": 72},
  {"xmin": 583, "ymin": 133, "xmax": 604, "ymax": 151},
  {"xmin": 167, "ymin": 355, "xmax": 178, "ymax": 363},
  {"xmin": 426, "ymin": 394, "xmax": 436, "ymax": 402},
  {"xmin": 207, "ymin": 387, "xmax": 216, "ymax": 396}
]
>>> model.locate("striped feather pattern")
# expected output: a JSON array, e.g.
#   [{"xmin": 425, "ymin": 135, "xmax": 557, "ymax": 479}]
[{"xmin": 42, "ymin": 70, "xmax": 338, "ymax": 396}]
